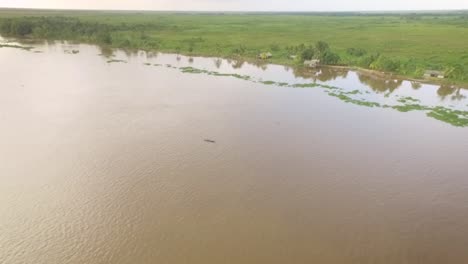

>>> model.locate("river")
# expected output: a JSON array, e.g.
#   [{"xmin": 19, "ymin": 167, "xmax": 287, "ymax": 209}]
[{"xmin": 1, "ymin": 38, "xmax": 468, "ymax": 264}]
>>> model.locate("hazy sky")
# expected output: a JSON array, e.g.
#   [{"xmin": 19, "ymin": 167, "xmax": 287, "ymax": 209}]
[{"xmin": 1, "ymin": 0, "xmax": 467, "ymax": 11}]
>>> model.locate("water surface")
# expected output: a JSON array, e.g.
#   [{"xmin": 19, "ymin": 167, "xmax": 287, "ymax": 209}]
[{"xmin": 1, "ymin": 39, "xmax": 468, "ymax": 264}]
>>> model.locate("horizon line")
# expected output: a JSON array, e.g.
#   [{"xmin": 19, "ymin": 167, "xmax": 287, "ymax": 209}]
[{"xmin": 1, "ymin": 7, "xmax": 467, "ymax": 13}]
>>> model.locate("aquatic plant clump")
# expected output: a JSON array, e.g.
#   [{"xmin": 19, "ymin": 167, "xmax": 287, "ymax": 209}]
[
  {"xmin": 107, "ymin": 59, "xmax": 127, "ymax": 63},
  {"xmin": 180, "ymin": 67, "xmax": 250, "ymax": 80},
  {"xmin": 427, "ymin": 107, "xmax": 468, "ymax": 127}
]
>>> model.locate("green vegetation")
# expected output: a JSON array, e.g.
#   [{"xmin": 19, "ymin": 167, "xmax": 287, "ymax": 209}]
[
  {"xmin": 292, "ymin": 41, "xmax": 340, "ymax": 65},
  {"xmin": 0, "ymin": 10, "xmax": 467, "ymax": 83}
]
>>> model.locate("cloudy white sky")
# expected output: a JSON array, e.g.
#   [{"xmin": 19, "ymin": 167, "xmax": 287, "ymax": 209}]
[{"xmin": 0, "ymin": 0, "xmax": 467, "ymax": 11}]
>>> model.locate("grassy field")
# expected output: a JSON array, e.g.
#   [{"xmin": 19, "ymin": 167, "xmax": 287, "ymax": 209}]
[{"xmin": 1, "ymin": 9, "xmax": 468, "ymax": 83}]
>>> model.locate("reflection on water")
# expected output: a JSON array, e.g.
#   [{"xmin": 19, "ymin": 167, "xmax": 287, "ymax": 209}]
[
  {"xmin": 231, "ymin": 59, "xmax": 245, "ymax": 69},
  {"xmin": 214, "ymin": 58, "xmax": 222, "ymax": 69},
  {"xmin": 98, "ymin": 46, "xmax": 115, "ymax": 58},
  {"xmin": 291, "ymin": 66, "xmax": 350, "ymax": 82},
  {"xmin": 1, "ymin": 37, "xmax": 468, "ymax": 264},
  {"xmin": 357, "ymin": 74, "xmax": 403, "ymax": 94},
  {"xmin": 438, "ymin": 85, "xmax": 467, "ymax": 101}
]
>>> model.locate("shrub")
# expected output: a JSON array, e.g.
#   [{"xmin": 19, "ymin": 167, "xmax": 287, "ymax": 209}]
[
  {"xmin": 321, "ymin": 51, "xmax": 340, "ymax": 65},
  {"xmin": 300, "ymin": 47, "xmax": 314, "ymax": 61},
  {"xmin": 445, "ymin": 64, "xmax": 466, "ymax": 81},
  {"xmin": 315, "ymin": 41, "xmax": 330, "ymax": 56},
  {"xmin": 357, "ymin": 53, "xmax": 380, "ymax": 68},
  {"xmin": 370, "ymin": 55, "xmax": 400, "ymax": 72}
]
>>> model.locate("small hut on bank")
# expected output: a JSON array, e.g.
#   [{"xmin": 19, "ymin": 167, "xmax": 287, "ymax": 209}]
[
  {"xmin": 304, "ymin": 59, "xmax": 320, "ymax": 68},
  {"xmin": 424, "ymin": 70, "xmax": 445, "ymax": 79}
]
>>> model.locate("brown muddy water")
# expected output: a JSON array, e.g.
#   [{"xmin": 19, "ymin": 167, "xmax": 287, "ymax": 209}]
[{"xmin": 1, "ymin": 38, "xmax": 468, "ymax": 264}]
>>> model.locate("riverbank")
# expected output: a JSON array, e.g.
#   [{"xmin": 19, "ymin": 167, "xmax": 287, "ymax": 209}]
[
  {"xmin": 1, "ymin": 34, "xmax": 467, "ymax": 90},
  {"xmin": 0, "ymin": 10, "xmax": 467, "ymax": 85}
]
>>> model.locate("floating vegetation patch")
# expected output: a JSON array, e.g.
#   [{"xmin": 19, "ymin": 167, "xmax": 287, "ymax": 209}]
[
  {"xmin": 292, "ymin": 83, "xmax": 320, "ymax": 88},
  {"xmin": 390, "ymin": 104, "xmax": 428, "ymax": 112},
  {"xmin": 180, "ymin": 66, "xmax": 204, "ymax": 73},
  {"xmin": 212, "ymin": 72, "xmax": 250, "ymax": 80},
  {"xmin": 107, "ymin": 59, "xmax": 127, "ymax": 63},
  {"xmin": 0, "ymin": 44, "xmax": 34, "ymax": 50},
  {"xmin": 143, "ymin": 62, "xmax": 151, "ymax": 66},
  {"xmin": 180, "ymin": 67, "xmax": 250, "ymax": 80},
  {"xmin": 426, "ymin": 107, "xmax": 468, "ymax": 127},
  {"xmin": 260, "ymin": 80, "xmax": 276, "ymax": 85},
  {"xmin": 328, "ymin": 92, "xmax": 381, "ymax": 107},
  {"xmin": 397, "ymin": 96, "xmax": 420, "ymax": 104},
  {"xmin": 346, "ymin": 90, "xmax": 360, "ymax": 95}
]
